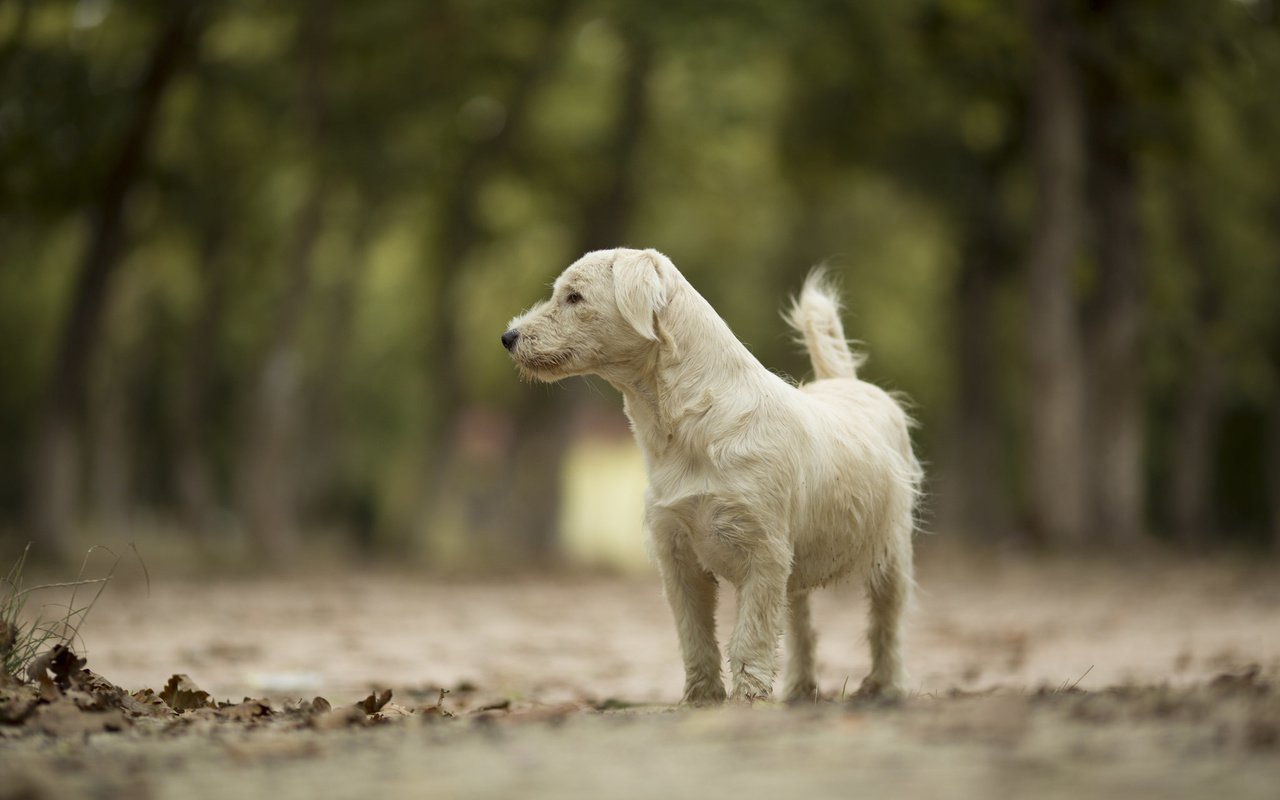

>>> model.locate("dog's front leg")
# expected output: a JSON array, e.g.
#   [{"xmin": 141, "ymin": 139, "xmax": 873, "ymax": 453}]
[
  {"xmin": 783, "ymin": 591, "xmax": 819, "ymax": 702},
  {"xmin": 650, "ymin": 518, "xmax": 726, "ymax": 705},
  {"xmin": 727, "ymin": 537, "xmax": 790, "ymax": 702}
]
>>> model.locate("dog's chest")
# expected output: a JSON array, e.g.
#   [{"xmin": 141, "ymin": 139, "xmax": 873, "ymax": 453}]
[{"xmin": 649, "ymin": 491, "xmax": 756, "ymax": 585}]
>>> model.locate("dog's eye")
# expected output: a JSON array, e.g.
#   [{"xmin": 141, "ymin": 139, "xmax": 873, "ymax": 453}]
[{"xmin": 566, "ymin": 291, "xmax": 583, "ymax": 305}]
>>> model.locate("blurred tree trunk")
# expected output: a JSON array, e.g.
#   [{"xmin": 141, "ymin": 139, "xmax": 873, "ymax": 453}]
[
  {"xmin": 501, "ymin": 24, "xmax": 655, "ymax": 560},
  {"xmin": 417, "ymin": 0, "xmax": 573, "ymax": 554},
  {"xmin": 1082, "ymin": 11, "xmax": 1146, "ymax": 545},
  {"xmin": 1024, "ymin": 0, "xmax": 1088, "ymax": 546},
  {"xmin": 239, "ymin": 194, "xmax": 323, "ymax": 563},
  {"xmin": 0, "ymin": 0, "xmax": 33, "ymax": 74},
  {"xmin": 1270, "ymin": 240, "xmax": 1280, "ymax": 553},
  {"xmin": 238, "ymin": 5, "xmax": 330, "ymax": 564},
  {"xmin": 1168, "ymin": 183, "xmax": 1222, "ymax": 547},
  {"xmin": 576, "ymin": 28, "xmax": 651, "ymax": 255},
  {"xmin": 1271, "ymin": 393, "xmax": 1280, "ymax": 553},
  {"xmin": 942, "ymin": 163, "xmax": 1016, "ymax": 541},
  {"xmin": 26, "ymin": 3, "xmax": 201, "ymax": 558},
  {"xmin": 86, "ymin": 348, "xmax": 135, "ymax": 533},
  {"xmin": 767, "ymin": 189, "xmax": 826, "ymax": 379},
  {"xmin": 174, "ymin": 224, "xmax": 228, "ymax": 537},
  {"xmin": 301, "ymin": 204, "xmax": 380, "ymax": 549}
]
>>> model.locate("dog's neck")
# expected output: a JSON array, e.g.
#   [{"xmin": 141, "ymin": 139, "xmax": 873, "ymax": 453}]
[{"xmin": 607, "ymin": 280, "xmax": 778, "ymax": 458}]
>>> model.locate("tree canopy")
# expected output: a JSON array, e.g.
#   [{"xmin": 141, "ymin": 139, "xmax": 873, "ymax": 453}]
[{"xmin": 2, "ymin": 0, "xmax": 1278, "ymax": 563}]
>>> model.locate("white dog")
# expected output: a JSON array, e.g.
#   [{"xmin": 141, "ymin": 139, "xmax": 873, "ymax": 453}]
[{"xmin": 503, "ymin": 248, "xmax": 921, "ymax": 703}]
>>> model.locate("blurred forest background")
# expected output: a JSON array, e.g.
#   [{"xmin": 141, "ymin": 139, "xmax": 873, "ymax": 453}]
[{"xmin": 2, "ymin": 0, "xmax": 1279, "ymax": 569}]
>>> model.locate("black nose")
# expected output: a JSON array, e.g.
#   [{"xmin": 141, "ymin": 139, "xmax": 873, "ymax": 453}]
[{"xmin": 501, "ymin": 329, "xmax": 519, "ymax": 351}]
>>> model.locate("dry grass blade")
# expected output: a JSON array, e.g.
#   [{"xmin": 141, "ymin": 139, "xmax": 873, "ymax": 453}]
[
  {"xmin": 60, "ymin": 545, "xmax": 121, "ymax": 647},
  {"xmin": 2, "ymin": 543, "xmax": 133, "ymax": 682},
  {"xmin": 1068, "ymin": 665, "xmax": 1094, "ymax": 691},
  {"xmin": 1, "ymin": 544, "xmax": 61, "ymax": 680}
]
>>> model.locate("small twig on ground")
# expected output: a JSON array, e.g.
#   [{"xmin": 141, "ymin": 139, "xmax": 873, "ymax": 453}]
[{"xmin": 437, "ymin": 688, "xmax": 450, "ymax": 710}]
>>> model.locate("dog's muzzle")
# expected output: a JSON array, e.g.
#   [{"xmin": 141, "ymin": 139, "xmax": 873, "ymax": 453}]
[{"xmin": 501, "ymin": 329, "xmax": 519, "ymax": 351}]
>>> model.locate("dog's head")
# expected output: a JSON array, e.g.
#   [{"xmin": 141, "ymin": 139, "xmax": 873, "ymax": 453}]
[{"xmin": 503, "ymin": 248, "xmax": 678, "ymax": 382}]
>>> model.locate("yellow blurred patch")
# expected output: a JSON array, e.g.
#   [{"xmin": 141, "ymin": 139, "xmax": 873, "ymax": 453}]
[{"xmin": 560, "ymin": 437, "xmax": 652, "ymax": 574}]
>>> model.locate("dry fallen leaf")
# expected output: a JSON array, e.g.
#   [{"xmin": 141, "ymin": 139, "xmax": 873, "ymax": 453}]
[
  {"xmin": 75, "ymin": 668, "xmax": 121, "ymax": 695},
  {"xmin": 25, "ymin": 648, "xmax": 58, "ymax": 686},
  {"xmin": 359, "ymin": 688, "xmax": 393, "ymax": 715},
  {"xmin": 48, "ymin": 646, "xmax": 87, "ymax": 689},
  {"xmin": 376, "ymin": 702, "xmax": 415, "ymax": 720},
  {"xmin": 160, "ymin": 674, "xmax": 216, "ymax": 712},
  {"xmin": 36, "ymin": 673, "xmax": 59, "ymax": 703},
  {"xmin": 473, "ymin": 699, "xmax": 511, "ymax": 713},
  {"xmin": 64, "ymin": 689, "xmax": 104, "ymax": 712},
  {"xmin": 219, "ymin": 699, "xmax": 272, "ymax": 722},
  {"xmin": 1211, "ymin": 665, "xmax": 1264, "ymax": 693},
  {"xmin": 313, "ymin": 705, "xmax": 368, "ymax": 731},
  {"xmin": 127, "ymin": 688, "xmax": 176, "ymax": 718},
  {"xmin": 170, "ymin": 706, "xmax": 223, "ymax": 731},
  {"xmin": 25, "ymin": 644, "xmax": 89, "ymax": 701}
]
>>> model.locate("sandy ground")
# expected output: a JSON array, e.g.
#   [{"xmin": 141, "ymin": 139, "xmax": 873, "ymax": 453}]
[
  {"xmin": 70, "ymin": 547, "xmax": 1280, "ymax": 701},
  {"xmin": 3, "ymin": 545, "xmax": 1280, "ymax": 799}
]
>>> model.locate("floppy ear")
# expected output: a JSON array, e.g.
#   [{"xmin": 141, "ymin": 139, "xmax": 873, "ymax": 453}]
[{"xmin": 613, "ymin": 249, "xmax": 672, "ymax": 341}]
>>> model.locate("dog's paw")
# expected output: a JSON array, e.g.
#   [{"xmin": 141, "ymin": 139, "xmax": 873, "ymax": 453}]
[
  {"xmin": 853, "ymin": 675, "xmax": 906, "ymax": 704},
  {"xmin": 681, "ymin": 680, "xmax": 726, "ymax": 707},
  {"xmin": 728, "ymin": 662, "xmax": 774, "ymax": 703},
  {"xmin": 729, "ymin": 685, "xmax": 772, "ymax": 704},
  {"xmin": 729, "ymin": 674, "xmax": 773, "ymax": 704},
  {"xmin": 783, "ymin": 680, "xmax": 820, "ymax": 705}
]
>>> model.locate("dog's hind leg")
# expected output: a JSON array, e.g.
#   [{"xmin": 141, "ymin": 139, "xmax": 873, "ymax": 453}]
[
  {"xmin": 783, "ymin": 590, "xmax": 819, "ymax": 703},
  {"xmin": 651, "ymin": 518, "xmax": 726, "ymax": 705},
  {"xmin": 858, "ymin": 530, "xmax": 912, "ymax": 699}
]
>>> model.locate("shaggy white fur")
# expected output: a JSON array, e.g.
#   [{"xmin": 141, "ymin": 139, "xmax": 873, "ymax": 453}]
[{"xmin": 504, "ymin": 248, "xmax": 922, "ymax": 704}]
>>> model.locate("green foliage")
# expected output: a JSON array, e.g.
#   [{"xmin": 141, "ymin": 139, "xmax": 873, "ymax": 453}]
[{"xmin": 1, "ymin": 0, "xmax": 1278, "ymax": 553}]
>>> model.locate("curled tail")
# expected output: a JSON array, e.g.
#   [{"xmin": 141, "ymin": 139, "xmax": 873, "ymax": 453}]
[{"xmin": 783, "ymin": 267, "xmax": 865, "ymax": 380}]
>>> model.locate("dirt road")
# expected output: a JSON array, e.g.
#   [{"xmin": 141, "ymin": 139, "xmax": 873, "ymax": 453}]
[{"xmin": 2, "ymin": 547, "xmax": 1278, "ymax": 799}]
